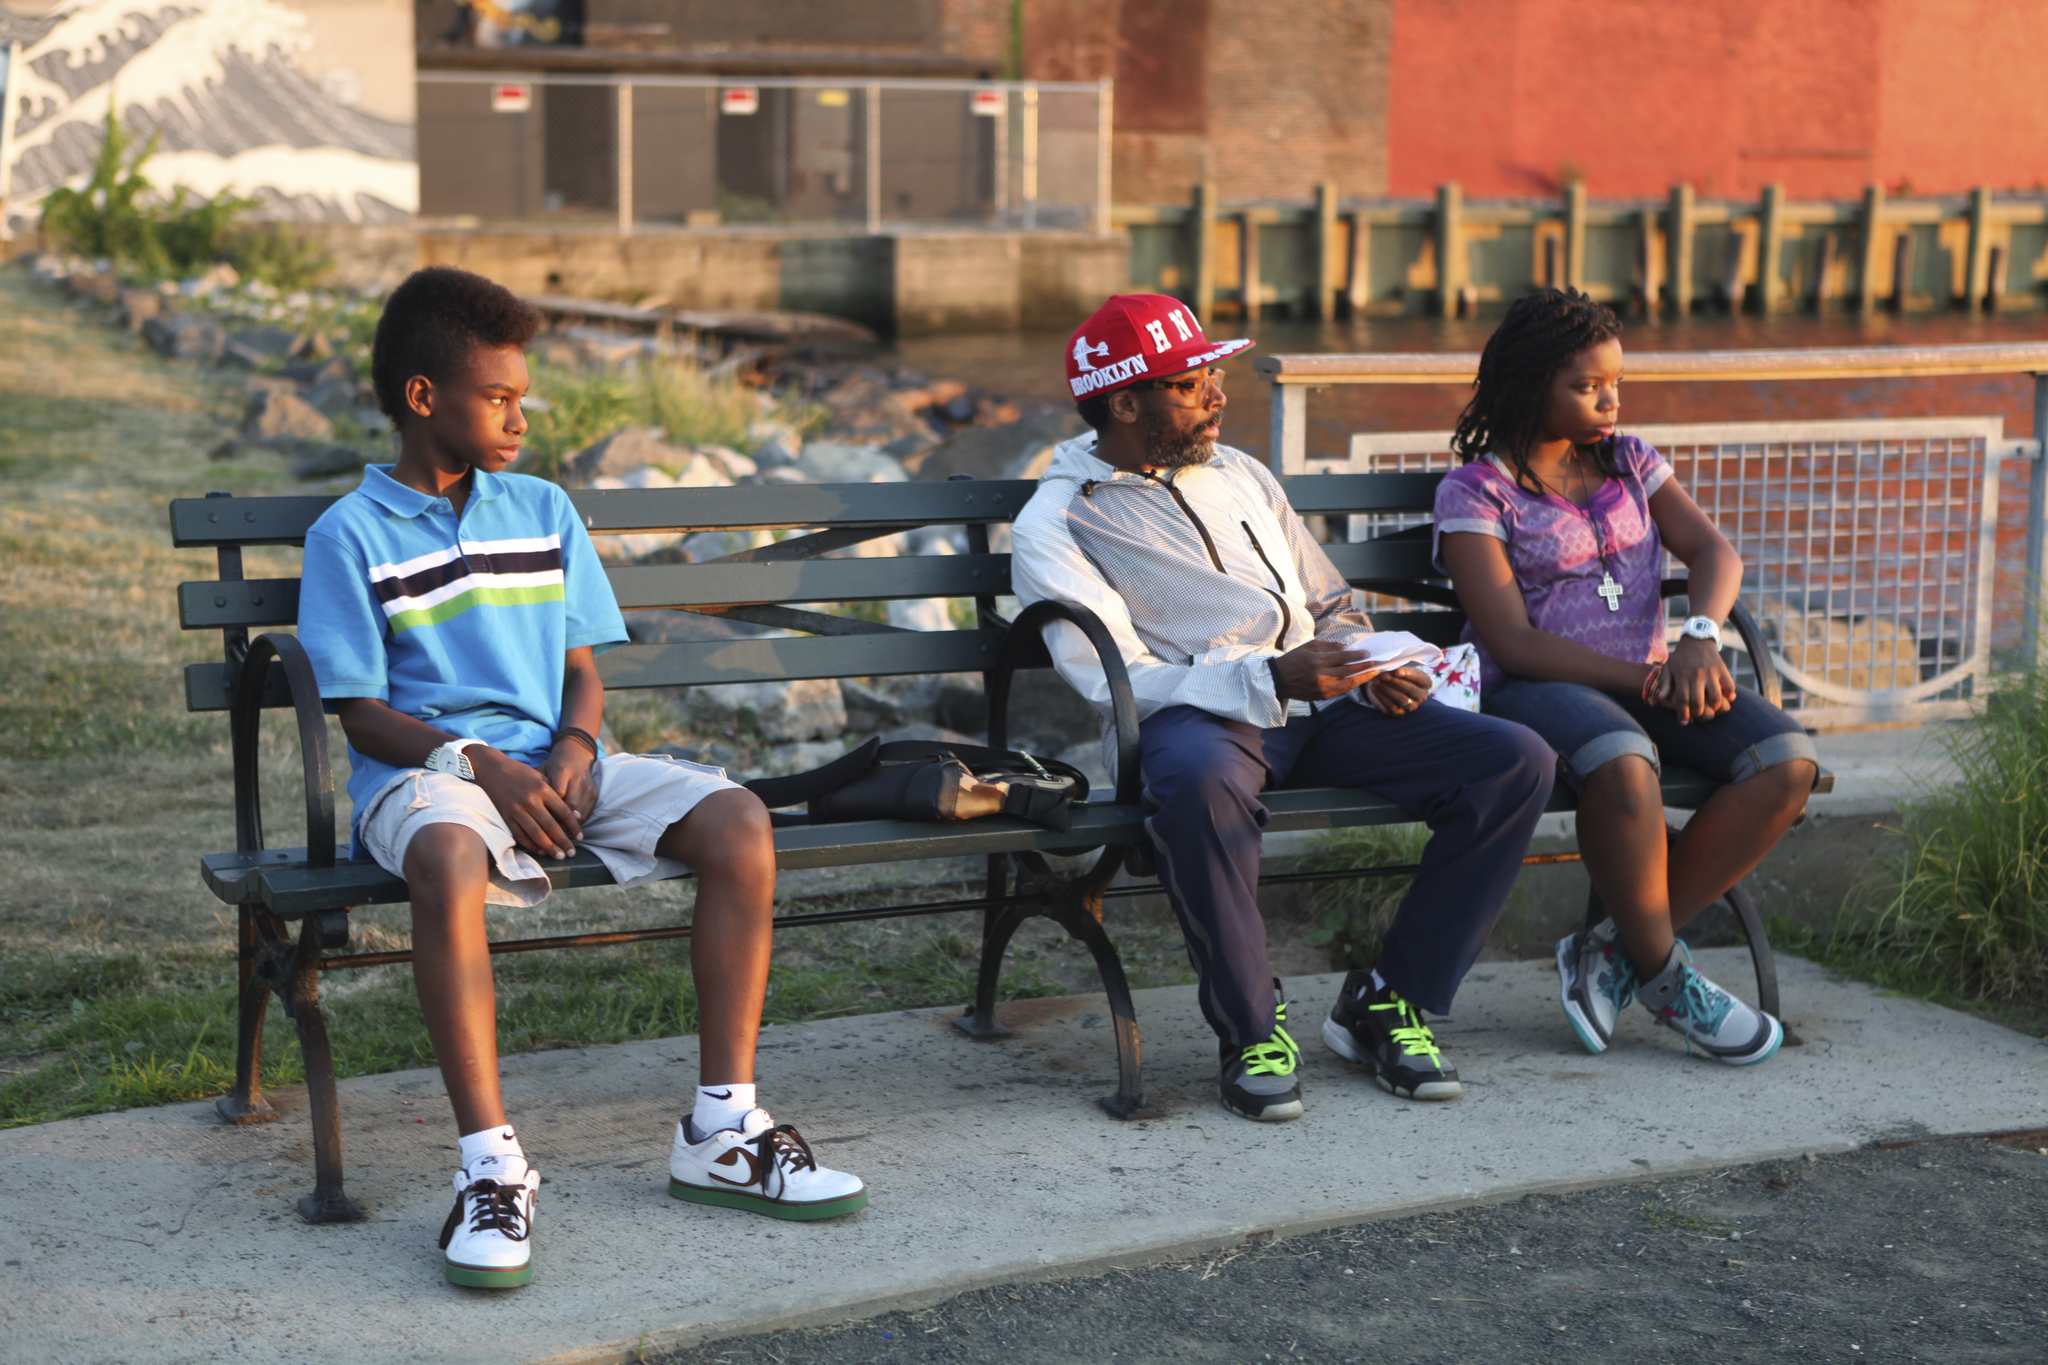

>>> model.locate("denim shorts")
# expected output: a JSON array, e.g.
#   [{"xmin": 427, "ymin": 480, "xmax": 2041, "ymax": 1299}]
[{"xmin": 1483, "ymin": 679, "xmax": 1817, "ymax": 792}]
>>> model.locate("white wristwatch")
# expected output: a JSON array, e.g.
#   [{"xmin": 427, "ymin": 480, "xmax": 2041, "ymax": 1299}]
[
  {"xmin": 425, "ymin": 738, "xmax": 484, "ymax": 782},
  {"xmin": 1679, "ymin": 615, "xmax": 1724, "ymax": 646}
]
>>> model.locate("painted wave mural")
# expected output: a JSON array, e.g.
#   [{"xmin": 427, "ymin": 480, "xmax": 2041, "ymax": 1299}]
[{"xmin": 0, "ymin": 0, "xmax": 416, "ymax": 235}]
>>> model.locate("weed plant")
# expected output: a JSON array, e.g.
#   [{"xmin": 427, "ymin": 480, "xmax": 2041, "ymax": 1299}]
[
  {"xmin": 521, "ymin": 358, "xmax": 824, "ymax": 480},
  {"xmin": 1792, "ymin": 669, "xmax": 2048, "ymax": 1017},
  {"xmin": 40, "ymin": 109, "xmax": 331, "ymax": 289},
  {"xmin": 1295, "ymin": 823, "xmax": 1429, "ymax": 968}
]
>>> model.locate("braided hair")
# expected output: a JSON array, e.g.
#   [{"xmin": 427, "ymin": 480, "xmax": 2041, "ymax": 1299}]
[{"xmin": 1451, "ymin": 288, "xmax": 1623, "ymax": 495}]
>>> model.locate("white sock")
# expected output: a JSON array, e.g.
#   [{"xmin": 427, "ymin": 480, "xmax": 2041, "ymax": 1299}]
[
  {"xmin": 1356, "ymin": 968, "xmax": 1387, "ymax": 1000},
  {"xmin": 457, "ymin": 1124, "xmax": 523, "ymax": 1178},
  {"xmin": 690, "ymin": 1083, "xmax": 757, "ymax": 1138}
]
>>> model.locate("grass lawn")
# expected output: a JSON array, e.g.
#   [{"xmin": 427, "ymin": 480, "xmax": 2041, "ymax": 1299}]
[{"xmin": 0, "ymin": 268, "xmax": 1198, "ymax": 1129}]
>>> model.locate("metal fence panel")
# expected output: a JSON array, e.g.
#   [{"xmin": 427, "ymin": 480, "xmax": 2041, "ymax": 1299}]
[
  {"xmin": 416, "ymin": 73, "xmax": 1108, "ymax": 232},
  {"xmin": 1321, "ymin": 417, "xmax": 2011, "ymax": 728}
]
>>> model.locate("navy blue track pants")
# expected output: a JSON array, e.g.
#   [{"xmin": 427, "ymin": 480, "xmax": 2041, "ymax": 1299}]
[{"xmin": 1139, "ymin": 698, "xmax": 1555, "ymax": 1047}]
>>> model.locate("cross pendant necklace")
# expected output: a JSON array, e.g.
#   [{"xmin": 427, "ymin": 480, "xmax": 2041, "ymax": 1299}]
[{"xmin": 1596, "ymin": 571, "xmax": 1624, "ymax": 612}]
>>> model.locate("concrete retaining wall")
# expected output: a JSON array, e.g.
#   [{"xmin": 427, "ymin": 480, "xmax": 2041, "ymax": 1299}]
[{"xmin": 335, "ymin": 226, "xmax": 1126, "ymax": 334}]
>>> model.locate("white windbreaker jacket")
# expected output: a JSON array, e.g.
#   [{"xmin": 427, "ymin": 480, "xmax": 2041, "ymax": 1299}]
[{"xmin": 1009, "ymin": 434, "xmax": 1373, "ymax": 777}]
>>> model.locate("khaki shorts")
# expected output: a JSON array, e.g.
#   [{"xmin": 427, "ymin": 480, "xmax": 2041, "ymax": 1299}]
[{"xmin": 356, "ymin": 752, "xmax": 745, "ymax": 907}]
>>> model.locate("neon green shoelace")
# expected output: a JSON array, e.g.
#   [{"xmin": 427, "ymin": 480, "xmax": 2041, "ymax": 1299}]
[
  {"xmin": 1242, "ymin": 1003, "xmax": 1301, "ymax": 1076},
  {"xmin": 1368, "ymin": 993, "xmax": 1444, "ymax": 1065}
]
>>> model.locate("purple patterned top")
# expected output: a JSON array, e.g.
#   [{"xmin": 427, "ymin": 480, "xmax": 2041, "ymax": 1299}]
[{"xmin": 1431, "ymin": 435, "xmax": 1674, "ymax": 691}]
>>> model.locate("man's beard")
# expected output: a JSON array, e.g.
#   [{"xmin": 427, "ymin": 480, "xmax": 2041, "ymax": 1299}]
[{"xmin": 1144, "ymin": 415, "xmax": 1217, "ymax": 468}]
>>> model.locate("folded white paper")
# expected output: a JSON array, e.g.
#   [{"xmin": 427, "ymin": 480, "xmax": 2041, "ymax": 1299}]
[{"xmin": 1332, "ymin": 629, "xmax": 1445, "ymax": 673}]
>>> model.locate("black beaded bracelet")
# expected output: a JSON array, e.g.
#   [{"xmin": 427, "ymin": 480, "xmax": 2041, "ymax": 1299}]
[{"xmin": 555, "ymin": 726, "xmax": 601, "ymax": 758}]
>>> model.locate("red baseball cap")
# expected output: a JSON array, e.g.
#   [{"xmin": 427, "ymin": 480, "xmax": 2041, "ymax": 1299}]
[{"xmin": 1065, "ymin": 293, "xmax": 1253, "ymax": 402}]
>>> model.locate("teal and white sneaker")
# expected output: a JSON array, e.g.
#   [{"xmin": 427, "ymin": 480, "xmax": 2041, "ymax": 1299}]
[
  {"xmin": 669, "ymin": 1108, "xmax": 868, "ymax": 1220},
  {"xmin": 439, "ymin": 1155, "xmax": 538, "ymax": 1289},
  {"xmin": 1638, "ymin": 944, "xmax": 1783, "ymax": 1066},
  {"xmin": 1220, "ymin": 998, "xmax": 1305, "ymax": 1122},
  {"xmin": 1557, "ymin": 920, "xmax": 1638, "ymax": 1054}
]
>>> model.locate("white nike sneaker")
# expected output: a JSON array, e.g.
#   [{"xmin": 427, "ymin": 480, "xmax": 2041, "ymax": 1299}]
[
  {"xmin": 668, "ymin": 1108, "xmax": 868, "ymax": 1221},
  {"xmin": 438, "ymin": 1153, "xmax": 538, "ymax": 1289}
]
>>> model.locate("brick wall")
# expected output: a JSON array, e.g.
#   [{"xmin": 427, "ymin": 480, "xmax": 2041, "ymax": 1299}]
[
  {"xmin": 1024, "ymin": 0, "xmax": 1392, "ymax": 206},
  {"xmin": 1389, "ymin": 0, "xmax": 2048, "ymax": 199}
]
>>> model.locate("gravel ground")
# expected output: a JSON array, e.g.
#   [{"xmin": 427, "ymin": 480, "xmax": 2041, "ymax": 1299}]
[{"xmin": 655, "ymin": 1135, "xmax": 2048, "ymax": 1365}]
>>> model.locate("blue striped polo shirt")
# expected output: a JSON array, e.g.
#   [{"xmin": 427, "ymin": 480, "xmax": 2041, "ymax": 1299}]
[{"xmin": 299, "ymin": 464, "xmax": 628, "ymax": 842}]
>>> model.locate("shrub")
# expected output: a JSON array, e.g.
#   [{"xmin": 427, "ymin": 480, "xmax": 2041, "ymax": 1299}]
[
  {"xmin": 40, "ymin": 107, "xmax": 330, "ymax": 289},
  {"xmin": 1822, "ymin": 669, "xmax": 2048, "ymax": 1008},
  {"xmin": 1296, "ymin": 823, "xmax": 1429, "ymax": 968}
]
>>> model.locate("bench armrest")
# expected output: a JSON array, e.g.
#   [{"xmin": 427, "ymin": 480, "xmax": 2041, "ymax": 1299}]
[
  {"xmin": 1660, "ymin": 579, "xmax": 1783, "ymax": 710},
  {"xmin": 986, "ymin": 599, "xmax": 1143, "ymax": 806},
  {"xmin": 231, "ymin": 633, "xmax": 338, "ymax": 867}
]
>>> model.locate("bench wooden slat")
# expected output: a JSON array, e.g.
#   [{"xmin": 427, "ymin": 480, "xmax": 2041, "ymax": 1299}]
[
  {"xmin": 171, "ymin": 474, "xmax": 1458, "ymax": 551},
  {"xmin": 574, "ymin": 481, "xmax": 1038, "ymax": 534},
  {"xmin": 170, "ymin": 495, "xmax": 343, "ymax": 547},
  {"xmin": 179, "ymin": 578, "xmax": 303, "ymax": 629},
  {"xmin": 1322, "ymin": 540, "xmax": 1438, "ymax": 582},
  {"xmin": 171, "ymin": 483, "xmax": 1042, "ymax": 548},
  {"xmin": 597, "ymin": 629, "xmax": 1042, "ymax": 691},
  {"xmin": 198, "ymin": 770, "xmax": 1721, "ymax": 914},
  {"xmin": 1281, "ymin": 472, "xmax": 1446, "ymax": 514},
  {"xmin": 610, "ymin": 554, "xmax": 1011, "ymax": 609}
]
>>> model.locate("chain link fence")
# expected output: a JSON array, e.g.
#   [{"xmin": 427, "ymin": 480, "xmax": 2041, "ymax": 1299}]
[
  {"xmin": 1331, "ymin": 417, "xmax": 2015, "ymax": 729},
  {"xmin": 417, "ymin": 73, "xmax": 1111, "ymax": 233}
]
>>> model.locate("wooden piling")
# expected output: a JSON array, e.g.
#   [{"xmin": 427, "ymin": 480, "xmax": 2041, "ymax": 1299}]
[
  {"xmin": 1638, "ymin": 207, "xmax": 1661, "ymax": 318},
  {"xmin": 1345, "ymin": 211, "xmax": 1369, "ymax": 318},
  {"xmin": 1966, "ymin": 185, "xmax": 1993, "ymax": 313},
  {"xmin": 1758, "ymin": 183, "xmax": 1787, "ymax": 314},
  {"xmin": 1436, "ymin": 182, "xmax": 1464, "ymax": 319},
  {"xmin": 1812, "ymin": 231, "xmax": 1837, "ymax": 312},
  {"xmin": 1564, "ymin": 180, "xmax": 1587, "ymax": 290},
  {"xmin": 1857, "ymin": 184, "xmax": 1885, "ymax": 316},
  {"xmin": 1240, "ymin": 211, "xmax": 1261, "ymax": 321},
  {"xmin": 1667, "ymin": 183, "xmax": 1694, "ymax": 315},
  {"xmin": 1191, "ymin": 180, "xmax": 1217, "ymax": 323},
  {"xmin": 1891, "ymin": 229, "xmax": 1914, "ymax": 313},
  {"xmin": 1313, "ymin": 181, "xmax": 1339, "ymax": 320}
]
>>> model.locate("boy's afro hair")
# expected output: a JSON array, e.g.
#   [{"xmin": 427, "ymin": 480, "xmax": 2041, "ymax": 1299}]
[{"xmin": 371, "ymin": 266, "xmax": 544, "ymax": 424}]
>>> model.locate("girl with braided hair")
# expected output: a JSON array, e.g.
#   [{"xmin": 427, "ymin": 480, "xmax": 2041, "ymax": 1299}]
[{"xmin": 1434, "ymin": 288, "xmax": 1818, "ymax": 1067}]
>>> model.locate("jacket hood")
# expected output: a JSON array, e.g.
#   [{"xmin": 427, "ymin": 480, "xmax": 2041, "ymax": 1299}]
[
  {"xmin": 1040, "ymin": 432, "xmax": 1112, "ymax": 485},
  {"xmin": 1037, "ymin": 433, "xmax": 1257, "ymax": 486}
]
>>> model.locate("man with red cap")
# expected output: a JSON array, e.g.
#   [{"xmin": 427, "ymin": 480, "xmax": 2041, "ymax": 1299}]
[{"xmin": 1010, "ymin": 294, "xmax": 1554, "ymax": 1123}]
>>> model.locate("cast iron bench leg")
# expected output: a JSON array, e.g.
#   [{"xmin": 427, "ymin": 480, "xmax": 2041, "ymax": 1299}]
[
  {"xmin": 216, "ymin": 906, "xmax": 280, "ymax": 1124},
  {"xmin": 281, "ymin": 913, "xmax": 364, "ymax": 1224},
  {"xmin": 953, "ymin": 848, "xmax": 1160, "ymax": 1120}
]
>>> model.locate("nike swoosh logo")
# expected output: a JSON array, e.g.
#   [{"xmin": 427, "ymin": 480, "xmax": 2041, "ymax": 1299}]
[
  {"xmin": 708, "ymin": 1146, "xmax": 760, "ymax": 1188},
  {"xmin": 703, "ymin": 1089, "xmax": 732, "ymax": 1100}
]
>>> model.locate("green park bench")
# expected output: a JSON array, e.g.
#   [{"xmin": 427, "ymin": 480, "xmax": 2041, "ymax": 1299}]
[{"xmin": 172, "ymin": 471, "xmax": 1820, "ymax": 1222}]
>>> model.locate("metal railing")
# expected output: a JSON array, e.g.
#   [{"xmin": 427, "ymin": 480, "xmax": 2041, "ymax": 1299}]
[
  {"xmin": 416, "ymin": 72, "xmax": 1112, "ymax": 234},
  {"xmin": 1259, "ymin": 344, "xmax": 2048, "ymax": 727}
]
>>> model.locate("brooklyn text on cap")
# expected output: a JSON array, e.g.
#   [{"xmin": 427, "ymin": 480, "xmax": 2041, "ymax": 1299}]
[{"xmin": 1064, "ymin": 294, "xmax": 1255, "ymax": 401}]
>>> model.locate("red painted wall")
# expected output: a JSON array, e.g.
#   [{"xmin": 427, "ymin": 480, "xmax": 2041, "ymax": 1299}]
[{"xmin": 1390, "ymin": 0, "xmax": 2048, "ymax": 199}]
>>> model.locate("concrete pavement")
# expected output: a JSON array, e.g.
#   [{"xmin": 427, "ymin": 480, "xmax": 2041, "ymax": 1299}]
[{"xmin": 2, "ymin": 951, "xmax": 2042, "ymax": 1365}]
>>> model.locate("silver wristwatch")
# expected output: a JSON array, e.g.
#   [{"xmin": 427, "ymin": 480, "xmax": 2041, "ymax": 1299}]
[
  {"xmin": 1679, "ymin": 615, "xmax": 1724, "ymax": 646},
  {"xmin": 425, "ymin": 738, "xmax": 483, "ymax": 782}
]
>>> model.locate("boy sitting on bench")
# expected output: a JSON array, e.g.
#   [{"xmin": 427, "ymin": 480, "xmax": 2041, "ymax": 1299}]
[{"xmin": 298, "ymin": 266, "xmax": 865, "ymax": 1291}]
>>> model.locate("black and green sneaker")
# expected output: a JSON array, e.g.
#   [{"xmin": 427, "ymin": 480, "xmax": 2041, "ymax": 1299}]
[
  {"xmin": 1323, "ymin": 970, "xmax": 1462, "ymax": 1101},
  {"xmin": 1219, "ymin": 999, "xmax": 1305, "ymax": 1122}
]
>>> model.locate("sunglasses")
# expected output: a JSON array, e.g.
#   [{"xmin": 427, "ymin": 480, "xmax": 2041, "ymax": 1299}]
[{"xmin": 1135, "ymin": 367, "xmax": 1226, "ymax": 403}]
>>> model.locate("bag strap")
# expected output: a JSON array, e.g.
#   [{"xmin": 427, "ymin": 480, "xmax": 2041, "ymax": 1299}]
[{"xmin": 742, "ymin": 736, "xmax": 881, "ymax": 809}]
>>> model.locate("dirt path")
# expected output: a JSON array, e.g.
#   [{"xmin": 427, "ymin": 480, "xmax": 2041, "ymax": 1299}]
[{"xmin": 656, "ymin": 1136, "xmax": 2048, "ymax": 1365}]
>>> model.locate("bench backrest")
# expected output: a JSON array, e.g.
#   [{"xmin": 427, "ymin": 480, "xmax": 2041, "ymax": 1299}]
[{"xmin": 171, "ymin": 472, "xmax": 1453, "ymax": 713}]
